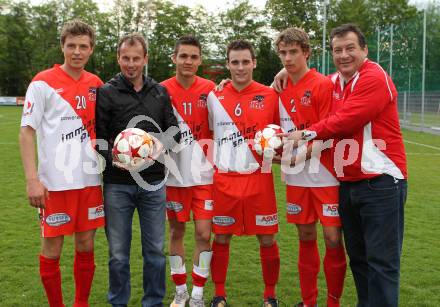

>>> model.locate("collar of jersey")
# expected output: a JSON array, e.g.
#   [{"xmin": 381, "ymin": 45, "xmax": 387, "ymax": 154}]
[
  {"xmin": 174, "ymin": 75, "xmax": 199, "ymax": 91},
  {"xmin": 54, "ymin": 64, "xmax": 85, "ymax": 82},
  {"xmin": 227, "ymin": 80, "xmax": 256, "ymax": 94}
]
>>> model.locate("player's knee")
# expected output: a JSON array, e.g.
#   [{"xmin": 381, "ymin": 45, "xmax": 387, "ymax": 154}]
[
  {"xmin": 298, "ymin": 232, "xmax": 316, "ymax": 241},
  {"xmin": 297, "ymin": 224, "xmax": 317, "ymax": 241},
  {"xmin": 42, "ymin": 237, "xmax": 64, "ymax": 258},
  {"xmin": 298, "ymin": 230, "xmax": 317, "ymax": 241},
  {"xmin": 75, "ymin": 239, "xmax": 94, "ymax": 252},
  {"xmin": 195, "ymin": 228, "xmax": 211, "ymax": 244},
  {"xmin": 323, "ymin": 231, "xmax": 342, "ymax": 248},
  {"xmin": 214, "ymin": 234, "xmax": 232, "ymax": 245},
  {"xmin": 75, "ymin": 231, "xmax": 95, "ymax": 252},
  {"xmin": 169, "ymin": 224, "xmax": 185, "ymax": 241},
  {"xmin": 258, "ymin": 235, "xmax": 276, "ymax": 247}
]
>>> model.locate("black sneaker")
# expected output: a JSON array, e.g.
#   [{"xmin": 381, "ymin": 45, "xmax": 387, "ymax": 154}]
[
  {"xmin": 210, "ymin": 296, "xmax": 227, "ymax": 307},
  {"xmin": 294, "ymin": 302, "xmax": 318, "ymax": 307},
  {"xmin": 263, "ymin": 297, "xmax": 279, "ymax": 307}
]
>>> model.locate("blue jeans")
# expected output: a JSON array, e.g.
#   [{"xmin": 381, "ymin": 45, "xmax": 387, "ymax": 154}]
[
  {"xmin": 104, "ymin": 182, "xmax": 166, "ymax": 307},
  {"xmin": 339, "ymin": 175, "xmax": 407, "ymax": 307}
]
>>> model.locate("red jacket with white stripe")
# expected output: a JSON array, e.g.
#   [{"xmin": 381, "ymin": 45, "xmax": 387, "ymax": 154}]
[{"xmin": 309, "ymin": 59, "xmax": 407, "ymax": 181}]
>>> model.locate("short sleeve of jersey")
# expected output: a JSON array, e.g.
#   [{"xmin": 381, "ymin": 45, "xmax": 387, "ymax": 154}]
[{"xmin": 21, "ymin": 81, "xmax": 46, "ymax": 129}]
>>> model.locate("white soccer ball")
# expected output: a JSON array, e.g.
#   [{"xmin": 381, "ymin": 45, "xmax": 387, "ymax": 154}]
[
  {"xmin": 112, "ymin": 128, "xmax": 153, "ymax": 166},
  {"xmin": 253, "ymin": 124, "xmax": 285, "ymax": 159}
]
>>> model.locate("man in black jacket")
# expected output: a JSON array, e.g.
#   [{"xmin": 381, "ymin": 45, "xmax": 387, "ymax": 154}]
[{"xmin": 96, "ymin": 33, "xmax": 181, "ymax": 307}]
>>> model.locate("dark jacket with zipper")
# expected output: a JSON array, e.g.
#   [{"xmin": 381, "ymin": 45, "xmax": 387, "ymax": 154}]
[{"xmin": 96, "ymin": 73, "xmax": 181, "ymax": 185}]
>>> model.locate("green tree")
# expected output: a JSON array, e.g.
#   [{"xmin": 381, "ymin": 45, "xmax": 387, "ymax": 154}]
[
  {"xmin": 389, "ymin": 5, "xmax": 440, "ymax": 92},
  {"xmin": 29, "ymin": 1, "xmax": 63, "ymax": 75},
  {"xmin": 327, "ymin": 0, "xmax": 371, "ymax": 36},
  {"xmin": 0, "ymin": 1, "xmax": 33, "ymax": 95},
  {"xmin": 369, "ymin": 0, "xmax": 417, "ymax": 29},
  {"xmin": 328, "ymin": 0, "xmax": 417, "ymax": 37},
  {"xmin": 92, "ymin": 10, "xmax": 120, "ymax": 82},
  {"xmin": 218, "ymin": 0, "xmax": 266, "ymax": 43},
  {"xmin": 425, "ymin": 3, "xmax": 440, "ymax": 91},
  {"xmin": 204, "ymin": 0, "xmax": 267, "ymax": 82},
  {"xmin": 326, "ymin": 0, "xmax": 418, "ymax": 77},
  {"xmin": 254, "ymin": 36, "xmax": 282, "ymax": 85},
  {"xmin": 265, "ymin": 0, "xmax": 323, "ymax": 61},
  {"xmin": 266, "ymin": 0, "xmax": 320, "ymax": 32},
  {"xmin": 147, "ymin": 0, "xmax": 210, "ymax": 81}
]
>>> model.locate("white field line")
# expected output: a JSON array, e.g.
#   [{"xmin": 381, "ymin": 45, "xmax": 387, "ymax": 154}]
[
  {"xmin": 404, "ymin": 140, "xmax": 440, "ymax": 151},
  {"xmin": 406, "ymin": 153, "xmax": 440, "ymax": 156}
]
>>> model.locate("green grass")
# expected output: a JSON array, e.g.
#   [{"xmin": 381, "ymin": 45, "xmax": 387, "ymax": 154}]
[
  {"xmin": 1, "ymin": 105, "xmax": 439, "ymax": 306},
  {"xmin": 400, "ymin": 111, "xmax": 440, "ymax": 128}
]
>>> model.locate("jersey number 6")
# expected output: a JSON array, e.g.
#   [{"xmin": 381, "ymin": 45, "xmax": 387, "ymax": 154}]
[{"xmin": 234, "ymin": 103, "xmax": 242, "ymax": 117}]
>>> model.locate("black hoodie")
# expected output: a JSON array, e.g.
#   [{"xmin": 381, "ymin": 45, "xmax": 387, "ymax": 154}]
[{"xmin": 96, "ymin": 73, "xmax": 181, "ymax": 184}]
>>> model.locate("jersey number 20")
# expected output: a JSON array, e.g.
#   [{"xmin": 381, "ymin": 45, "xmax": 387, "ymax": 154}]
[{"xmin": 75, "ymin": 95, "xmax": 87, "ymax": 110}]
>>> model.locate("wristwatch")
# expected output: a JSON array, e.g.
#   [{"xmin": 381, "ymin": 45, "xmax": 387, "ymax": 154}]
[{"xmin": 301, "ymin": 130, "xmax": 317, "ymax": 141}]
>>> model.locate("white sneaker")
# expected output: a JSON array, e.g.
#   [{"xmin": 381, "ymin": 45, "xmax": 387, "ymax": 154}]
[
  {"xmin": 189, "ymin": 297, "xmax": 205, "ymax": 307},
  {"xmin": 170, "ymin": 290, "xmax": 190, "ymax": 307}
]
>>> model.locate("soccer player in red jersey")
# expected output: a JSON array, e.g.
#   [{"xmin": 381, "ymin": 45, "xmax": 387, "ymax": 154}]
[
  {"xmin": 161, "ymin": 36, "xmax": 215, "ymax": 307},
  {"xmin": 207, "ymin": 40, "xmax": 280, "ymax": 307},
  {"xmin": 279, "ymin": 24, "xmax": 407, "ymax": 307},
  {"xmin": 274, "ymin": 28, "xmax": 346, "ymax": 307},
  {"xmin": 19, "ymin": 20, "xmax": 104, "ymax": 307}
]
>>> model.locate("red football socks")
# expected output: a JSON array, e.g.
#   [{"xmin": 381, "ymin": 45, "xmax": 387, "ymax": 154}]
[
  {"xmin": 298, "ymin": 240, "xmax": 320, "ymax": 306},
  {"xmin": 324, "ymin": 245, "xmax": 347, "ymax": 307},
  {"xmin": 210, "ymin": 241, "xmax": 230, "ymax": 297},
  {"xmin": 39, "ymin": 254, "xmax": 65, "ymax": 307},
  {"xmin": 260, "ymin": 242, "xmax": 280, "ymax": 299},
  {"xmin": 73, "ymin": 250, "xmax": 95, "ymax": 307}
]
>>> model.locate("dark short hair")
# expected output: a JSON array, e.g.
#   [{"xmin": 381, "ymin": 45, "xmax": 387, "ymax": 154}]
[
  {"xmin": 117, "ymin": 33, "xmax": 148, "ymax": 56},
  {"xmin": 174, "ymin": 35, "xmax": 201, "ymax": 55},
  {"xmin": 227, "ymin": 40, "xmax": 256, "ymax": 61},
  {"xmin": 330, "ymin": 23, "xmax": 367, "ymax": 50},
  {"xmin": 60, "ymin": 19, "xmax": 95, "ymax": 48},
  {"xmin": 275, "ymin": 27, "xmax": 310, "ymax": 54}
]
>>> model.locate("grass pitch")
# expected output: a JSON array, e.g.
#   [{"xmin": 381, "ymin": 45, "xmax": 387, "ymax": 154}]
[{"xmin": 1, "ymin": 105, "xmax": 439, "ymax": 306}]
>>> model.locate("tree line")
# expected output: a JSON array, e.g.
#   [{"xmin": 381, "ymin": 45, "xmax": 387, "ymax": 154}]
[{"xmin": 1, "ymin": 0, "xmax": 436, "ymax": 96}]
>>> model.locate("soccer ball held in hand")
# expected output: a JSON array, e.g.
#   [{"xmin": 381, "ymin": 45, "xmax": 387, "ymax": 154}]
[
  {"xmin": 112, "ymin": 128, "xmax": 154, "ymax": 168},
  {"xmin": 253, "ymin": 124, "xmax": 285, "ymax": 159}
]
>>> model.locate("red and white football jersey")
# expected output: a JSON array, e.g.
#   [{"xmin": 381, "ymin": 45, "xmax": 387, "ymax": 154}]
[
  {"xmin": 161, "ymin": 76, "xmax": 215, "ymax": 186},
  {"xmin": 21, "ymin": 64, "xmax": 103, "ymax": 191},
  {"xmin": 207, "ymin": 81, "xmax": 279, "ymax": 173},
  {"xmin": 310, "ymin": 60, "xmax": 407, "ymax": 181},
  {"xmin": 279, "ymin": 69, "xmax": 338, "ymax": 187}
]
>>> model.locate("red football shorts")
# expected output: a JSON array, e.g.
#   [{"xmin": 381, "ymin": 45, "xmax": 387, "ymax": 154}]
[
  {"xmin": 212, "ymin": 172, "xmax": 278, "ymax": 236},
  {"xmin": 286, "ymin": 185, "xmax": 341, "ymax": 227},
  {"xmin": 166, "ymin": 184, "xmax": 214, "ymax": 222},
  {"xmin": 39, "ymin": 186, "xmax": 105, "ymax": 238}
]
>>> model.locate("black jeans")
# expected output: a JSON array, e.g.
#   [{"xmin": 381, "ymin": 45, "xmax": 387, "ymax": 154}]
[{"xmin": 339, "ymin": 175, "xmax": 407, "ymax": 307}]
